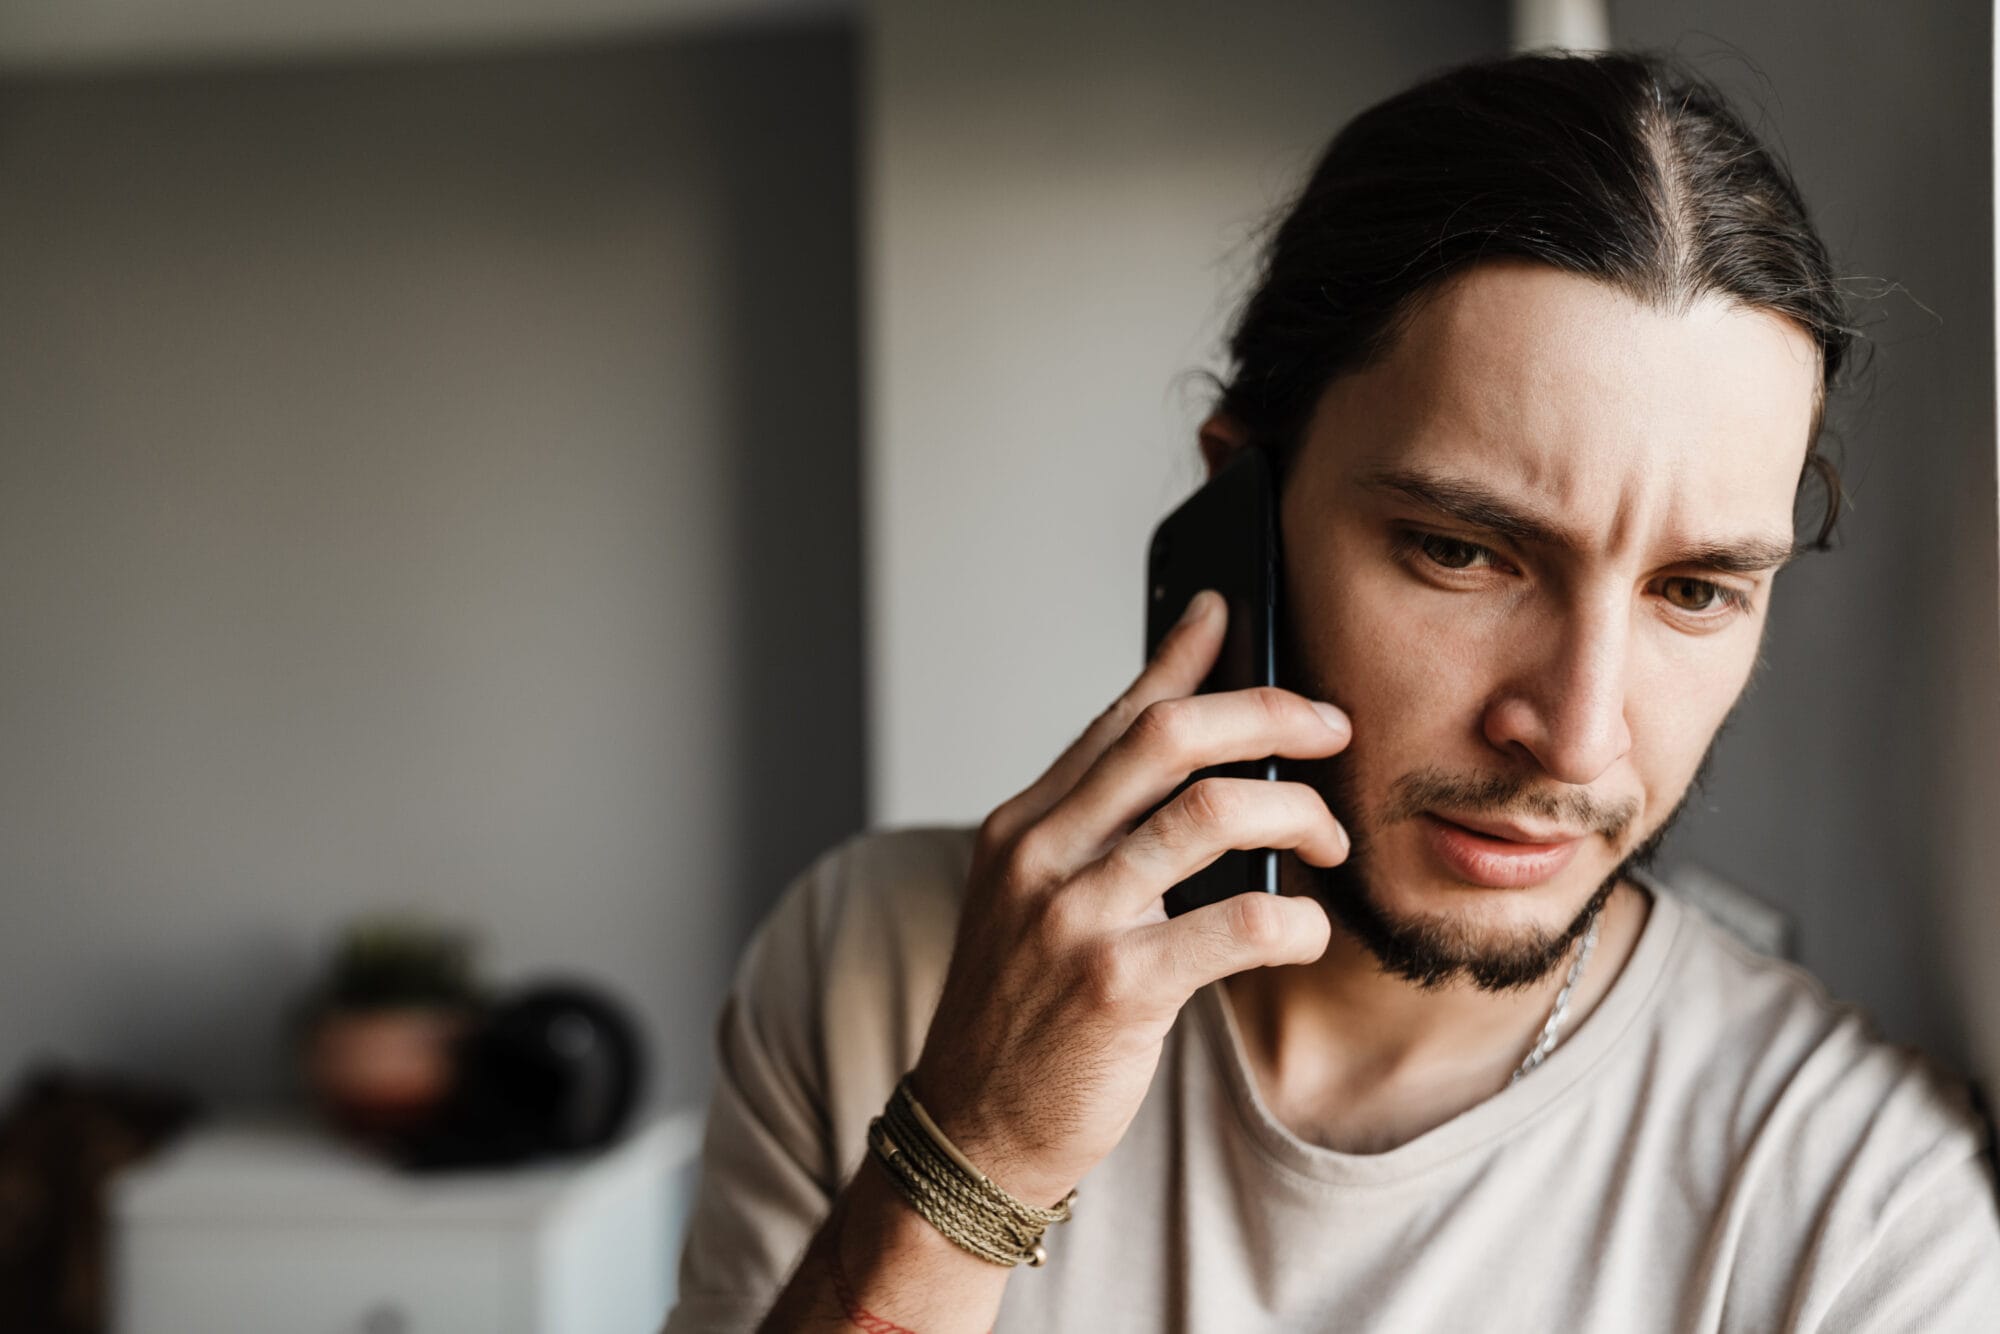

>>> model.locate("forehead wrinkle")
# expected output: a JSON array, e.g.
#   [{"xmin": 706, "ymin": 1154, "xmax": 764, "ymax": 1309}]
[
  {"xmin": 1373, "ymin": 282, "xmax": 1639, "ymax": 534},
  {"xmin": 1308, "ymin": 263, "xmax": 1817, "ymax": 570}
]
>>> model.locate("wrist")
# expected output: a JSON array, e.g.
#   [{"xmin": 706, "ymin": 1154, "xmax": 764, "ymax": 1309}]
[
  {"xmin": 870, "ymin": 1075, "xmax": 1078, "ymax": 1269},
  {"xmin": 831, "ymin": 1154, "xmax": 1012, "ymax": 1331},
  {"xmin": 903, "ymin": 1069, "xmax": 1078, "ymax": 1210}
]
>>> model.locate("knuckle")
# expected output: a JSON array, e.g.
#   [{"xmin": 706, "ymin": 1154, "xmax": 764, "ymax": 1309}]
[
  {"xmin": 1253, "ymin": 686, "xmax": 1302, "ymax": 730},
  {"xmin": 1001, "ymin": 826, "xmax": 1057, "ymax": 890},
  {"xmin": 1099, "ymin": 684, "xmax": 1145, "ymax": 732},
  {"xmin": 974, "ymin": 805, "xmax": 1015, "ymax": 867},
  {"xmin": 1080, "ymin": 939, "xmax": 1141, "ymax": 1011},
  {"xmin": 1129, "ymin": 697, "xmax": 1194, "ymax": 759},
  {"xmin": 1033, "ymin": 885, "xmax": 1092, "ymax": 943},
  {"xmin": 1179, "ymin": 776, "xmax": 1240, "ymax": 834},
  {"xmin": 1228, "ymin": 892, "xmax": 1287, "ymax": 951}
]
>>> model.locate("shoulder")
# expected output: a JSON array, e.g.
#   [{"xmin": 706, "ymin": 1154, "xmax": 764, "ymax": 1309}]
[
  {"xmin": 1655, "ymin": 881, "xmax": 1982, "ymax": 1162},
  {"xmin": 668, "ymin": 827, "xmax": 981, "ymax": 1326},
  {"xmin": 1654, "ymin": 878, "xmax": 1986, "ymax": 1164},
  {"xmin": 747, "ymin": 823, "xmax": 976, "ymax": 999},
  {"xmin": 1639, "ymin": 878, "xmax": 1999, "ymax": 1317}
]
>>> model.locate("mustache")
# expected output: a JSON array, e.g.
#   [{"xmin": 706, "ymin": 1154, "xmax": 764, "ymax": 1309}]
[{"xmin": 1382, "ymin": 765, "xmax": 1641, "ymax": 843}]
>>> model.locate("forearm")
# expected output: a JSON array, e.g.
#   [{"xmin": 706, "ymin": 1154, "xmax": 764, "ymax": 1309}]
[{"xmin": 758, "ymin": 1153, "xmax": 1012, "ymax": 1334}]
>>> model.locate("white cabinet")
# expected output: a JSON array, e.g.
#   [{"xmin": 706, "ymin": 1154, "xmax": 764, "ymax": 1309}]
[{"xmin": 111, "ymin": 1111, "xmax": 702, "ymax": 1334}]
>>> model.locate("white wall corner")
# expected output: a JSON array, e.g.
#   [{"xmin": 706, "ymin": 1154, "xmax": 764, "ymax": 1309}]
[{"xmin": 1510, "ymin": 0, "xmax": 1609, "ymax": 53}]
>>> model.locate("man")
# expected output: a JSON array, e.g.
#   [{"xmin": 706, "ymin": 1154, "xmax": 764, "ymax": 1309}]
[{"xmin": 665, "ymin": 50, "xmax": 2000, "ymax": 1333}]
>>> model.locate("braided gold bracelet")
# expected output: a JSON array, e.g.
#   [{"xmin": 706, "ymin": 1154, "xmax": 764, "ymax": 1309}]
[{"xmin": 865, "ymin": 1074, "xmax": 1077, "ymax": 1268}]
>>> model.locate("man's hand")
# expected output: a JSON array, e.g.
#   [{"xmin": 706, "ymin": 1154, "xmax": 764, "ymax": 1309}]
[
  {"xmin": 910, "ymin": 587, "xmax": 1351, "ymax": 1207},
  {"xmin": 756, "ymin": 589, "xmax": 1350, "ymax": 1332}
]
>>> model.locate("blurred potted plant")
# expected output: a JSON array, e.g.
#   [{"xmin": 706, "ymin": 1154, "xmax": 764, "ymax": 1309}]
[{"xmin": 299, "ymin": 915, "xmax": 483, "ymax": 1141}]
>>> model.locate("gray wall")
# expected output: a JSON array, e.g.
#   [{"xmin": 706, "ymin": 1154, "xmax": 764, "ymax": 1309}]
[
  {"xmin": 1607, "ymin": 5, "xmax": 1998, "ymax": 1077},
  {"xmin": 0, "ymin": 27, "xmax": 866, "ymax": 1110},
  {"xmin": 865, "ymin": 0, "xmax": 1507, "ymax": 823}
]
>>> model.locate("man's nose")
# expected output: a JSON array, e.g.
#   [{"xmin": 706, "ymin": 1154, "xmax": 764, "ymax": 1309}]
[{"xmin": 1480, "ymin": 596, "xmax": 1635, "ymax": 786}]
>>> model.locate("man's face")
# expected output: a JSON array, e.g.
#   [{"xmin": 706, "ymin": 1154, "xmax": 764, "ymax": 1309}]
[{"xmin": 1270, "ymin": 259, "xmax": 1818, "ymax": 991}]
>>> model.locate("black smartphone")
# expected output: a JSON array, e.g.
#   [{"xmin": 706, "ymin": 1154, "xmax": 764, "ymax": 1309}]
[{"xmin": 1143, "ymin": 446, "xmax": 1281, "ymax": 918}]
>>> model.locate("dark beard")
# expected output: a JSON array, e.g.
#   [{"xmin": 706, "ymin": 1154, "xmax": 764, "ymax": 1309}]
[{"xmin": 1284, "ymin": 742, "xmax": 1701, "ymax": 993}]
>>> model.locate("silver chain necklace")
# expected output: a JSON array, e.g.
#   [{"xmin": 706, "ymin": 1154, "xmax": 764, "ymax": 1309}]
[{"xmin": 1509, "ymin": 908, "xmax": 1603, "ymax": 1084}]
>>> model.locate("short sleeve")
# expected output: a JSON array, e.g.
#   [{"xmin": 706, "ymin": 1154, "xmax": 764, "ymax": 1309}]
[
  {"xmin": 661, "ymin": 849, "xmax": 845, "ymax": 1334},
  {"xmin": 1809, "ymin": 1131, "xmax": 2000, "ymax": 1330},
  {"xmin": 660, "ymin": 827, "xmax": 971, "ymax": 1334}
]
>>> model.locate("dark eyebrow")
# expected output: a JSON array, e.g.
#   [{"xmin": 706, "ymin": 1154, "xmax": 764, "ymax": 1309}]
[
  {"xmin": 1662, "ymin": 538, "xmax": 1801, "ymax": 576},
  {"xmin": 1358, "ymin": 465, "xmax": 1799, "ymax": 575}
]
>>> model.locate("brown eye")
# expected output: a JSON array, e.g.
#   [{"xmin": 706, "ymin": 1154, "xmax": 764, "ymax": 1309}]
[
  {"xmin": 1663, "ymin": 577, "xmax": 1722, "ymax": 611},
  {"xmin": 1416, "ymin": 533, "xmax": 1489, "ymax": 570}
]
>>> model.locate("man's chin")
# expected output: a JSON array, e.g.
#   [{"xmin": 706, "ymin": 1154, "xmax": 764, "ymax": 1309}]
[{"xmin": 1295, "ymin": 855, "xmax": 1621, "ymax": 994}]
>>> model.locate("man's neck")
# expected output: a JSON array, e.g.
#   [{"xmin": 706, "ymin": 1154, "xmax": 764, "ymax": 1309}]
[{"xmin": 1220, "ymin": 869, "xmax": 1654, "ymax": 1154}]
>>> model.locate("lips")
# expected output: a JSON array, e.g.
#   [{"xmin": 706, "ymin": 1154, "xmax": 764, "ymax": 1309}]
[
  {"xmin": 1420, "ymin": 812, "xmax": 1586, "ymax": 889},
  {"xmin": 1432, "ymin": 811, "xmax": 1589, "ymax": 845}
]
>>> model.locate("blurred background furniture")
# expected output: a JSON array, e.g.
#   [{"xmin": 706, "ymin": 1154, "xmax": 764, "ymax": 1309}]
[{"xmin": 110, "ymin": 1109, "xmax": 702, "ymax": 1334}]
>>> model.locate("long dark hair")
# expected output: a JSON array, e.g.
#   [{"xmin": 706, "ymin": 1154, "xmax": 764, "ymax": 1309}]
[{"xmin": 1217, "ymin": 50, "xmax": 1852, "ymax": 548}]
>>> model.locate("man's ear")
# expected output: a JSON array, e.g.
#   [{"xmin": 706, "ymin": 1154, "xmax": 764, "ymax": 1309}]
[{"xmin": 1197, "ymin": 412, "xmax": 1252, "ymax": 479}]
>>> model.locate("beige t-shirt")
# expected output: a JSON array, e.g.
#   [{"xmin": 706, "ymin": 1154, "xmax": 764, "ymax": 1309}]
[{"xmin": 665, "ymin": 826, "xmax": 2000, "ymax": 1332}]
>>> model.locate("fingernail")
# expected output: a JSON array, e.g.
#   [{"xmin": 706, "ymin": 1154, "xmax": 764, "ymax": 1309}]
[
  {"xmin": 1177, "ymin": 589, "xmax": 1219, "ymax": 628},
  {"xmin": 1310, "ymin": 701, "xmax": 1349, "ymax": 736}
]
